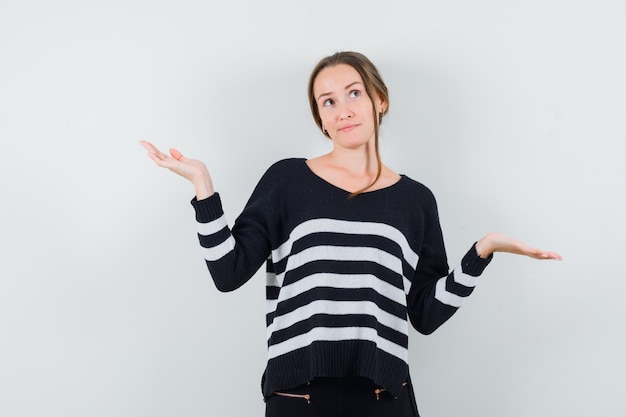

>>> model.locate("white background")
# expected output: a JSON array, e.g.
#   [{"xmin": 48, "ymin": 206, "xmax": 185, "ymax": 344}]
[{"xmin": 1, "ymin": 1, "xmax": 625, "ymax": 416}]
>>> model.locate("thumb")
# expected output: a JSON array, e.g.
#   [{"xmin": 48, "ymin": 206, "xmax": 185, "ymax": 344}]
[{"xmin": 170, "ymin": 148, "xmax": 184, "ymax": 161}]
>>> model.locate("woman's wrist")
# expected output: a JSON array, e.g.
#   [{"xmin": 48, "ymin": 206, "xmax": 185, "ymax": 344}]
[
  {"xmin": 192, "ymin": 170, "xmax": 215, "ymax": 200},
  {"xmin": 475, "ymin": 234, "xmax": 495, "ymax": 259}
]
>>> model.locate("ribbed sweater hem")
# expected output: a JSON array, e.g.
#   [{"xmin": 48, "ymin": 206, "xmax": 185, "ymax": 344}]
[{"xmin": 262, "ymin": 340, "xmax": 409, "ymax": 399}]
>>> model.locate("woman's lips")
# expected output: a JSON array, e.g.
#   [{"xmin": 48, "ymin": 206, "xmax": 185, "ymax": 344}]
[{"xmin": 338, "ymin": 124, "xmax": 359, "ymax": 132}]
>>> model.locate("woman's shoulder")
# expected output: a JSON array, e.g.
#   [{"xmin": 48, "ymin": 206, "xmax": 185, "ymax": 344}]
[
  {"xmin": 267, "ymin": 157, "xmax": 307, "ymax": 171},
  {"xmin": 254, "ymin": 158, "xmax": 308, "ymax": 188},
  {"xmin": 397, "ymin": 174, "xmax": 435, "ymax": 196},
  {"xmin": 392, "ymin": 174, "xmax": 440, "ymax": 211},
  {"xmin": 260, "ymin": 158, "xmax": 307, "ymax": 179}
]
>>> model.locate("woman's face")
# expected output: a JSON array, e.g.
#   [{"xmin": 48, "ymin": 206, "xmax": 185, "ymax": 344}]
[{"xmin": 313, "ymin": 64, "xmax": 385, "ymax": 151}]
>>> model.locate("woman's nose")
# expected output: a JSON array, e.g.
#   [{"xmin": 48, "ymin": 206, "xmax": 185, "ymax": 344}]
[{"xmin": 338, "ymin": 103, "xmax": 353, "ymax": 120}]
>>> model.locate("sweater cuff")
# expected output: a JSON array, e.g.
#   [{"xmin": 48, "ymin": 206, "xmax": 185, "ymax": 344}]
[
  {"xmin": 461, "ymin": 243, "xmax": 493, "ymax": 276},
  {"xmin": 190, "ymin": 193, "xmax": 224, "ymax": 222}
]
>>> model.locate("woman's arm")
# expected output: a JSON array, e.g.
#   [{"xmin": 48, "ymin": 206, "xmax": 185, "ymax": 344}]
[
  {"xmin": 408, "ymin": 235, "xmax": 560, "ymax": 335},
  {"xmin": 407, "ymin": 188, "xmax": 562, "ymax": 335},
  {"xmin": 139, "ymin": 140, "xmax": 272, "ymax": 292}
]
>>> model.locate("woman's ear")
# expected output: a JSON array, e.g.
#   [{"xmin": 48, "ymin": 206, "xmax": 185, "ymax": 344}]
[{"xmin": 377, "ymin": 97, "xmax": 387, "ymax": 114}]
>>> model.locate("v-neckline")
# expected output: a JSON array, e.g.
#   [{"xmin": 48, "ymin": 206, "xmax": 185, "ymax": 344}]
[{"xmin": 302, "ymin": 159, "xmax": 404, "ymax": 195}]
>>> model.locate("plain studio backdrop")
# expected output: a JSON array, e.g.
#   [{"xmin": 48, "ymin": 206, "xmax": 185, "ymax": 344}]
[{"xmin": 1, "ymin": 1, "xmax": 624, "ymax": 416}]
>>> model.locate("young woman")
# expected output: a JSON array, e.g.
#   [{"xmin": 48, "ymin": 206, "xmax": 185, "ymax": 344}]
[{"xmin": 140, "ymin": 51, "xmax": 561, "ymax": 417}]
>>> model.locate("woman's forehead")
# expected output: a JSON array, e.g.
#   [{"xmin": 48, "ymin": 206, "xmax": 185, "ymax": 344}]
[{"xmin": 313, "ymin": 64, "xmax": 364, "ymax": 97}]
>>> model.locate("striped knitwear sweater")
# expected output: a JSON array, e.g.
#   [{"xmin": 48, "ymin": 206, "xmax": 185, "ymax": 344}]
[{"xmin": 190, "ymin": 158, "xmax": 492, "ymax": 399}]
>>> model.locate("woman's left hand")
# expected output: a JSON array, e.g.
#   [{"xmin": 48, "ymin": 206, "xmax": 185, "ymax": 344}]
[{"xmin": 475, "ymin": 232, "xmax": 562, "ymax": 260}]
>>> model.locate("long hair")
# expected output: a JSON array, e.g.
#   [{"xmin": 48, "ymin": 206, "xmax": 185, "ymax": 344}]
[{"xmin": 307, "ymin": 51, "xmax": 390, "ymax": 197}]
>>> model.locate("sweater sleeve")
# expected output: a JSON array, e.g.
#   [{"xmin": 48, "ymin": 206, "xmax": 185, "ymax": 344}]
[
  {"xmin": 406, "ymin": 194, "xmax": 492, "ymax": 335},
  {"xmin": 190, "ymin": 166, "xmax": 278, "ymax": 292}
]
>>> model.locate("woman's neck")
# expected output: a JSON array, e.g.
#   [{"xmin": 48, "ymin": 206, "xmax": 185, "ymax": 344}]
[{"xmin": 327, "ymin": 142, "xmax": 379, "ymax": 177}]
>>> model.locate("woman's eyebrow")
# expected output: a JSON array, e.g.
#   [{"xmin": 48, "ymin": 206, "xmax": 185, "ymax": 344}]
[{"xmin": 317, "ymin": 81, "xmax": 362, "ymax": 101}]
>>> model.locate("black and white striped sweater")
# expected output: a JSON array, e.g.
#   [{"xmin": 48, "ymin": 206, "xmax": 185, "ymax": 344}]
[{"xmin": 191, "ymin": 158, "xmax": 491, "ymax": 398}]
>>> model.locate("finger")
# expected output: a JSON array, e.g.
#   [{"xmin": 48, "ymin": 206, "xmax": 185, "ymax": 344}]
[
  {"xmin": 146, "ymin": 151, "xmax": 169, "ymax": 166},
  {"xmin": 527, "ymin": 249, "xmax": 562, "ymax": 260},
  {"xmin": 541, "ymin": 251, "xmax": 563, "ymax": 260},
  {"xmin": 510, "ymin": 245, "xmax": 544, "ymax": 259},
  {"xmin": 140, "ymin": 140, "xmax": 169, "ymax": 160},
  {"xmin": 170, "ymin": 148, "xmax": 184, "ymax": 161},
  {"xmin": 146, "ymin": 150, "xmax": 180, "ymax": 167},
  {"xmin": 139, "ymin": 140, "xmax": 158, "ymax": 153}
]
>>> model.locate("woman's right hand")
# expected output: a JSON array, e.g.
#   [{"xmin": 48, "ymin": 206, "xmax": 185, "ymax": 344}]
[{"xmin": 139, "ymin": 140, "xmax": 215, "ymax": 199}]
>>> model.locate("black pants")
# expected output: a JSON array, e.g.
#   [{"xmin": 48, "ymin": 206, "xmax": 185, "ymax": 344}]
[{"xmin": 265, "ymin": 376, "xmax": 419, "ymax": 417}]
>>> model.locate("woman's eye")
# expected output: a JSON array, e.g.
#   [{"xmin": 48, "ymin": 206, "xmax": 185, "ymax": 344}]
[
  {"xmin": 323, "ymin": 99, "xmax": 334, "ymax": 107},
  {"xmin": 349, "ymin": 90, "xmax": 361, "ymax": 98}
]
